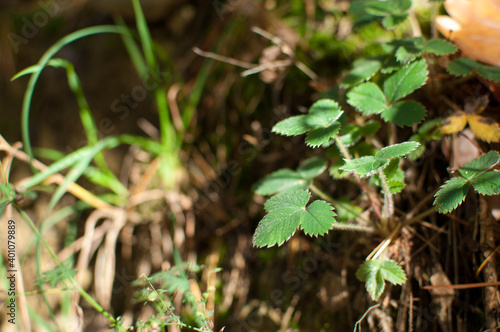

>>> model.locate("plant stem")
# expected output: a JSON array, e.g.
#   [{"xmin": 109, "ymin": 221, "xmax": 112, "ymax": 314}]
[{"xmin": 378, "ymin": 168, "xmax": 394, "ymax": 229}]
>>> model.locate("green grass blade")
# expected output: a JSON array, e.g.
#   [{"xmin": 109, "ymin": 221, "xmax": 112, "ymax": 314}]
[
  {"xmin": 11, "ymin": 25, "xmax": 130, "ymax": 159},
  {"xmin": 182, "ymin": 59, "xmax": 213, "ymax": 131},
  {"xmin": 115, "ymin": 18, "xmax": 148, "ymax": 78},
  {"xmin": 131, "ymin": 0, "xmax": 174, "ymax": 151},
  {"xmin": 22, "ymin": 136, "xmax": 123, "ymax": 190},
  {"xmin": 46, "ymin": 150, "xmax": 95, "ymax": 214}
]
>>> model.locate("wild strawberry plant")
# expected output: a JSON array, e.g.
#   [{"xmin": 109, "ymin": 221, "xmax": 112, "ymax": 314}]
[{"xmin": 252, "ymin": 0, "xmax": 500, "ymax": 302}]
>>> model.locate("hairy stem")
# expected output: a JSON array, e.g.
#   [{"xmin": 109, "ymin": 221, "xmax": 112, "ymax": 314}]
[{"xmin": 378, "ymin": 169, "xmax": 394, "ymax": 228}]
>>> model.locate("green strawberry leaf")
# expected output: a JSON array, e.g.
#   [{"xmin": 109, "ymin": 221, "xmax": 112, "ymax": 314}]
[
  {"xmin": 381, "ymin": 100, "xmax": 427, "ymax": 127},
  {"xmin": 383, "ymin": 58, "xmax": 428, "ymax": 103},
  {"xmin": 469, "ymin": 171, "xmax": 500, "ymax": 196},
  {"xmin": 458, "ymin": 151, "xmax": 500, "ymax": 179},
  {"xmin": 387, "ymin": 180, "xmax": 405, "ymax": 194},
  {"xmin": 447, "ymin": 58, "xmax": 478, "ymax": 77},
  {"xmin": 272, "ymin": 100, "xmax": 344, "ymax": 142},
  {"xmin": 477, "ymin": 65, "xmax": 500, "ymax": 83},
  {"xmin": 340, "ymin": 156, "xmax": 389, "ymax": 178},
  {"xmin": 253, "ymin": 190, "xmax": 336, "ymax": 248},
  {"xmin": 300, "ymin": 199, "xmax": 337, "ymax": 237},
  {"xmin": 447, "ymin": 58, "xmax": 500, "ymax": 82},
  {"xmin": 253, "ymin": 190, "xmax": 310, "ymax": 247},
  {"xmin": 423, "ymin": 39, "xmax": 457, "ymax": 56},
  {"xmin": 434, "ymin": 177, "xmax": 469, "ymax": 213},
  {"xmin": 272, "ymin": 115, "xmax": 312, "ymax": 136},
  {"xmin": 356, "ymin": 259, "xmax": 406, "ymax": 301},
  {"xmin": 254, "ymin": 169, "xmax": 308, "ymax": 195},
  {"xmin": 375, "ymin": 141, "xmax": 420, "ymax": 159},
  {"xmin": 347, "ymin": 82, "xmax": 387, "ymax": 115},
  {"xmin": 309, "ymin": 99, "xmax": 344, "ymax": 117},
  {"xmin": 305, "ymin": 123, "xmax": 342, "ymax": 147},
  {"xmin": 379, "ymin": 260, "xmax": 406, "ymax": 285}
]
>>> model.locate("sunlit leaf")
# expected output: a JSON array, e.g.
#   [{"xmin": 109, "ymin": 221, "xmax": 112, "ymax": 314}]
[
  {"xmin": 433, "ymin": 177, "xmax": 469, "ymax": 213},
  {"xmin": 340, "ymin": 156, "xmax": 389, "ymax": 177},
  {"xmin": 458, "ymin": 151, "xmax": 500, "ymax": 179},
  {"xmin": 347, "ymin": 82, "xmax": 387, "ymax": 115},
  {"xmin": 356, "ymin": 259, "xmax": 406, "ymax": 301},
  {"xmin": 383, "ymin": 58, "xmax": 428, "ymax": 103},
  {"xmin": 375, "ymin": 141, "xmax": 420, "ymax": 159},
  {"xmin": 300, "ymin": 200, "xmax": 336, "ymax": 237},
  {"xmin": 253, "ymin": 190, "xmax": 310, "ymax": 248},
  {"xmin": 253, "ymin": 190, "xmax": 336, "ymax": 248},
  {"xmin": 470, "ymin": 171, "xmax": 500, "ymax": 196},
  {"xmin": 423, "ymin": 39, "xmax": 458, "ymax": 55}
]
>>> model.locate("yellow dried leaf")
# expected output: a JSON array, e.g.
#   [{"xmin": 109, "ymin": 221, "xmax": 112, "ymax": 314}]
[
  {"xmin": 441, "ymin": 111, "xmax": 468, "ymax": 134},
  {"xmin": 467, "ymin": 114, "xmax": 500, "ymax": 142}
]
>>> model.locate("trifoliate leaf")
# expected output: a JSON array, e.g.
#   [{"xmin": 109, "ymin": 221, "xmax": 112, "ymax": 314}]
[
  {"xmin": 383, "ymin": 58, "xmax": 428, "ymax": 103},
  {"xmin": 357, "ymin": 259, "xmax": 406, "ymax": 301},
  {"xmin": 379, "ymin": 260, "xmax": 406, "ymax": 285},
  {"xmin": 375, "ymin": 141, "xmax": 420, "ymax": 159},
  {"xmin": 433, "ymin": 177, "xmax": 469, "ymax": 213},
  {"xmin": 253, "ymin": 190, "xmax": 336, "ymax": 248},
  {"xmin": 358, "ymin": 260, "xmax": 385, "ymax": 301},
  {"xmin": 423, "ymin": 39, "xmax": 457, "ymax": 56},
  {"xmin": 347, "ymin": 82, "xmax": 387, "ymax": 115},
  {"xmin": 382, "ymin": 100, "xmax": 427, "ymax": 127},
  {"xmin": 300, "ymin": 200, "xmax": 336, "ymax": 237},
  {"xmin": 340, "ymin": 156, "xmax": 389, "ymax": 177},
  {"xmin": 458, "ymin": 151, "xmax": 500, "ymax": 179},
  {"xmin": 469, "ymin": 171, "xmax": 500, "ymax": 196},
  {"xmin": 272, "ymin": 100, "xmax": 344, "ymax": 142},
  {"xmin": 253, "ymin": 190, "xmax": 310, "ymax": 247},
  {"xmin": 296, "ymin": 157, "xmax": 328, "ymax": 179},
  {"xmin": 341, "ymin": 57, "xmax": 383, "ymax": 87},
  {"xmin": 254, "ymin": 169, "xmax": 309, "ymax": 196}
]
